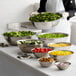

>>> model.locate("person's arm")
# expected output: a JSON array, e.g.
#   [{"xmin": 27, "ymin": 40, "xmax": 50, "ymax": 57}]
[
  {"xmin": 30, "ymin": 0, "xmax": 47, "ymax": 16},
  {"xmin": 37, "ymin": 0, "xmax": 47, "ymax": 13},
  {"xmin": 62, "ymin": 0, "xmax": 75, "ymax": 19},
  {"xmin": 62, "ymin": 0, "xmax": 70, "ymax": 11}
]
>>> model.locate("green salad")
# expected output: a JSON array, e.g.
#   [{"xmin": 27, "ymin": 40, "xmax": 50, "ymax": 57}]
[
  {"xmin": 18, "ymin": 40, "xmax": 42, "ymax": 45},
  {"xmin": 3, "ymin": 31, "xmax": 35, "ymax": 37},
  {"xmin": 38, "ymin": 33, "xmax": 68, "ymax": 39},
  {"xmin": 29, "ymin": 12, "xmax": 62, "ymax": 22}
]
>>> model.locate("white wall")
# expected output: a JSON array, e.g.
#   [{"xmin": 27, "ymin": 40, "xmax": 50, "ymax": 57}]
[{"xmin": 0, "ymin": 0, "xmax": 40, "ymax": 34}]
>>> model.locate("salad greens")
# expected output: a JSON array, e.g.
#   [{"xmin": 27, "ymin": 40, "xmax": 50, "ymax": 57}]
[
  {"xmin": 18, "ymin": 40, "xmax": 42, "ymax": 45},
  {"xmin": 38, "ymin": 33, "xmax": 68, "ymax": 39},
  {"xmin": 29, "ymin": 12, "xmax": 62, "ymax": 22},
  {"xmin": 3, "ymin": 31, "xmax": 35, "ymax": 37}
]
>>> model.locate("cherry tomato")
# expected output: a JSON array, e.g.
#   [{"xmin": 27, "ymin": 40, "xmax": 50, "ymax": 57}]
[{"xmin": 32, "ymin": 48, "xmax": 52, "ymax": 53}]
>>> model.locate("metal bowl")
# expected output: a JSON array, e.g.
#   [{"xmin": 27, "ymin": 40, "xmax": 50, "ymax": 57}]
[
  {"xmin": 32, "ymin": 47, "xmax": 53, "ymax": 58},
  {"xmin": 3, "ymin": 31, "xmax": 36, "ymax": 46},
  {"xmin": 17, "ymin": 39, "xmax": 43, "ymax": 53},
  {"xmin": 38, "ymin": 33, "xmax": 68, "ymax": 46},
  {"xmin": 38, "ymin": 57, "xmax": 54, "ymax": 67},
  {"xmin": 47, "ymin": 42, "xmax": 71, "ymax": 50},
  {"xmin": 34, "ymin": 18, "xmax": 61, "ymax": 30},
  {"xmin": 39, "ymin": 61, "xmax": 53, "ymax": 67},
  {"xmin": 48, "ymin": 50, "xmax": 74, "ymax": 62},
  {"xmin": 4, "ymin": 36, "xmax": 33, "ymax": 46},
  {"xmin": 55, "ymin": 62, "xmax": 71, "ymax": 70},
  {"xmin": 32, "ymin": 52, "xmax": 48, "ymax": 58}
]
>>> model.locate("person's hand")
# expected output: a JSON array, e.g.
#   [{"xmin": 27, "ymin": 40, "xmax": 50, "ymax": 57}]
[
  {"xmin": 62, "ymin": 12, "xmax": 69, "ymax": 19},
  {"xmin": 30, "ymin": 11, "xmax": 39, "ymax": 16}
]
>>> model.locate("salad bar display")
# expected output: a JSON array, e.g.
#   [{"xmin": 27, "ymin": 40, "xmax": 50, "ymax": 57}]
[
  {"xmin": 2, "ymin": 30, "xmax": 74, "ymax": 70},
  {"xmin": 2, "ymin": 12, "xmax": 74, "ymax": 73}
]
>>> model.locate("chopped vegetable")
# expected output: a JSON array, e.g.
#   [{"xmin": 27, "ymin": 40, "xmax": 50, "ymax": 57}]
[
  {"xmin": 29, "ymin": 12, "xmax": 62, "ymax": 22},
  {"xmin": 18, "ymin": 40, "xmax": 42, "ymax": 45},
  {"xmin": 32, "ymin": 48, "xmax": 52, "ymax": 53},
  {"xmin": 3, "ymin": 31, "xmax": 35, "ymax": 37},
  {"xmin": 49, "ymin": 50, "xmax": 73, "ymax": 56},
  {"xmin": 39, "ymin": 57, "xmax": 54, "ymax": 62},
  {"xmin": 38, "ymin": 33, "xmax": 68, "ymax": 39},
  {"xmin": 48, "ymin": 43, "xmax": 71, "ymax": 47}
]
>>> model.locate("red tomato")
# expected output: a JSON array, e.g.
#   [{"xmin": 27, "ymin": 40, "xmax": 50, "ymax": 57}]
[{"xmin": 33, "ymin": 48, "xmax": 53, "ymax": 53}]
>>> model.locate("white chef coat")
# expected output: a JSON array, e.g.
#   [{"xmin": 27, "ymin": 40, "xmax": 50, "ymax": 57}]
[{"xmin": 46, "ymin": 0, "xmax": 65, "ymax": 13}]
